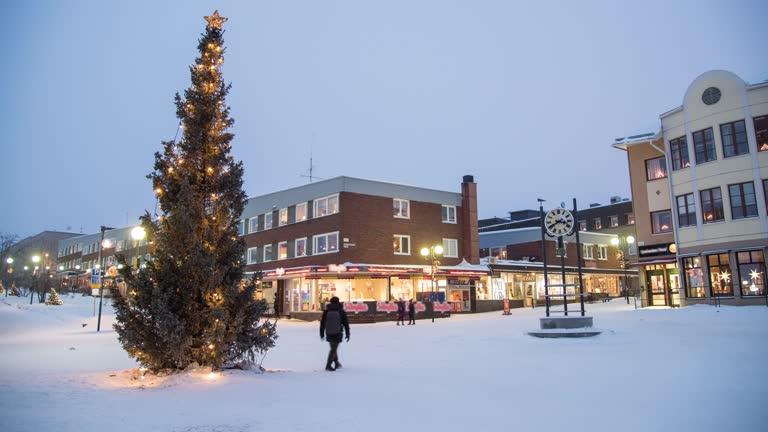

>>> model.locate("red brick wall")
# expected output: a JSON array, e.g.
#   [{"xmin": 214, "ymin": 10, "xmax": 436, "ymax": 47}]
[{"xmin": 243, "ymin": 191, "xmax": 467, "ymax": 272}]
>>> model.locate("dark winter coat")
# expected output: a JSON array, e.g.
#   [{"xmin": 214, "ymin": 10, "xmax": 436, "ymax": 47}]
[
  {"xmin": 397, "ymin": 300, "xmax": 406, "ymax": 318},
  {"xmin": 408, "ymin": 301, "xmax": 415, "ymax": 317},
  {"xmin": 320, "ymin": 301, "xmax": 350, "ymax": 343}
]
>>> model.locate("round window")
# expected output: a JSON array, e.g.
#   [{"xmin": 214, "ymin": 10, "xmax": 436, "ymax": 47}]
[{"xmin": 702, "ymin": 87, "xmax": 721, "ymax": 105}]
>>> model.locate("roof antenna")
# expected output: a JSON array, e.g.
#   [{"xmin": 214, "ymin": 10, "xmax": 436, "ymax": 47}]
[{"xmin": 300, "ymin": 132, "xmax": 324, "ymax": 183}]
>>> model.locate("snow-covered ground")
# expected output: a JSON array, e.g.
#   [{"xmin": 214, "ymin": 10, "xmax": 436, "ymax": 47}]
[{"xmin": 1, "ymin": 295, "xmax": 767, "ymax": 432}]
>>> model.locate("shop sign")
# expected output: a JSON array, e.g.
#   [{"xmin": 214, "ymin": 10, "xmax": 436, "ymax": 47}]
[
  {"xmin": 447, "ymin": 278, "xmax": 469, "ymax": 286},
  {"xmin": 343, "ymin": 302, "xmax": 369, "ymax": 314},
  {"xmin": 376, "ymin": 302, "xmax": 398, "ymax": 313},
  {"xmin": 433, "ymin": 302, "xmax": 452, "ymax": 313},
  {"xmin": 638, "ymin": 243, "xmax": 676, "ymax": 258},
  {"xmin": 328, "ymin": 264, "xmax": 346, "ymax": 273}
]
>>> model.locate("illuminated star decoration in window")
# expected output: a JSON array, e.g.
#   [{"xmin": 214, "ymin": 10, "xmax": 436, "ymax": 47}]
[
  {"xmin": 204, "ymin": 10, "xmax": 227, "ymax": 29},
  {"xmin": 749, "ymin": 269, "xmax": 762, "ymax": 283},
  {"xmin": 719, "ymin": 271, "xmax": 730, "ymax": 283}
]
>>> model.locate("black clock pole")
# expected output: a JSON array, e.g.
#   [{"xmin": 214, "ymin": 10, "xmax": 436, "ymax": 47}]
[
  {"xmin": 538, "ymin": 200, "xmax": 549, "ymax": 317},
  {"xmin": 559, "ymin": 236, "xmax": 568, "ymax": 316},
  {"xmin": 573, "ymin": 198, "xmax": 586, "ymax": 317}
]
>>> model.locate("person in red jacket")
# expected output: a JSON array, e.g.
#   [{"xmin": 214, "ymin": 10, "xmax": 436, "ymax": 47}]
[{"xmin": 319, "ymin": 296, "xmax": 350, "ymax": 371}]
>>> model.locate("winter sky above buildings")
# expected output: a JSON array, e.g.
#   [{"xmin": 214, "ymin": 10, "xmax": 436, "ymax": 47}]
[{"xmin": 2, "ymin": 0, "xmax": 767, "ymax": 237}]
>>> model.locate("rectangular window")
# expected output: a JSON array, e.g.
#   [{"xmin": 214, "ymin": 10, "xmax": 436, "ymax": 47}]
[
  {"xmin": 442, "ymin": 238, "xmax": 458, "ymax": 258},
  {"xmin": 720, "ymin": 120, "xmax": 749, "ymax": 157},
  {"xmin": 583, "ymin": 244, "xmax": 594, "ymax": 260},
  {"xmin": 755, "ymin": 115, "xmax": 768, "ymax": 152},
  {"xmin": 393, "ymin": 234, "xmax": 410, "ymax": 255},
  {"xmin": 609, "ymin": 215, "xmax": 619, "ymax": 227},
  {"xmin": 669, "ymin": 136, "xmax": 690, "ymax": 170},
  {"xmin": 295, "ymin": 202, "xmax": 308, "ymax": 222},
  {"xmin": 314, "ymin": 194, "xmax": 339, "ymax": 218},
  {"xmin": 247, "ymin": 247, "xmax": 258, "ymax": 264},
  {"xmin": 626, "ymin": 213, "xmax": 635, "ymax": 225},
  {"xmin": 393, "ymin": 199, "xmax": 410, "ymax": 219},
  {"xmin": 645, "ymin": 156, "xmax": 667, "ymax": 180},
  {"xmin": 238, "ymin": 220, "xmax": 245, "ymax": 236},
  {"xmin": 442, "ymin": 205, "xmax": 457, "ymax": 223},
  {"xmin": 683, "ymin": 257, "xmax": 705, "ymax": 298},
  {"xmin": 278, "ymin": 241, "xmax": 288, "ymax": 260},
  {"xmin": 736, "ymin": 250, "xmax": 766, "ymax": 296},
  {"xmin": 651, "ymin": 210, "xmax": 672, "ymax": 234},
  {"xmin": 676, "ymin": 193, "xmax": 696, "ymax": 227},
  {"xmin": 579, "ymin": 220, "xmax": 587, "ymax": 231},
  {"xmin": 764, "ymin": 179, "xmax": 768, "ymax": 214},
  {"xmin": 279, "ymin": 208, "xmax": 288, "ymax": 226},
  {"xmin": 313, "ymin": 232, "xmax": 339, "ymax": 255},
  {"xmin": 593, "ymin": 217, "xmax": 602, "ymax": 230},
  {"xmin": 700, "ymin": 187, "xmax": 724, "ymax": 223},
  {"xmin": 692, "ymin": 127, "xmax": 717, "ymax": 164},
  {"xmin": 264, "ymin": 212, "xmax": 273, "ymax": 230},
  {"xmin": 597, "ymin": 245, "xmax": 608, "ymax": 260},
  {"xmin": 263, "ymin": 244, "xmax": 273, "ymax": 262},
  {"xmin": 295, "ymin": 238, "xmax": 307, "ymax": 258},
  {"xmin": 248, "ymin": 218, "xmax": 258, "ymax": 233},
  {"xmin": 728, "ymin": 182, "xmax": 758, "ymax": 219},
  {"xmin": 708, "ymin": 253, "xmax": 733, "ymax": 297},
  {"xmin": 489, "ymin": 247, "xmax": 507, "ymax": 260}
]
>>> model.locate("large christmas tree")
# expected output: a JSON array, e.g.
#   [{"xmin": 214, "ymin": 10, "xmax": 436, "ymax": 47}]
[{"xmin": 113, "ymin": 11, "xmax": 277, "ymax": 372}]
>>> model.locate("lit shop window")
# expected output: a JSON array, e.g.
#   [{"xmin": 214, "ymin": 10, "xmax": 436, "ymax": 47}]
[
  {"xmin": 393, "ymin": 235, "xmax": 411, "ymax": 255},
  {"xmin": 683, "ymin": 256, "xmax": 704, "ymax": 298},
  {"xmin": 736, "ymin": 250, "xmax": 765, "ymax": 297},
  {"xmin": 708, "ymin": 253, "xmax": 733, "ymax": 297},
  {"xmin": 314, "ymin": 195, "xmax": 339, "ymax": 218},
  {"xmin": 393, "ymin": 199, "xmax": 410, "ymax": 219}
]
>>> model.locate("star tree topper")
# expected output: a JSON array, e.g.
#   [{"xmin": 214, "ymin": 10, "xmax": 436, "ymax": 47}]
[{"xmin": 205, "ymin": 10, "xmax": 227, "ymax": 29}]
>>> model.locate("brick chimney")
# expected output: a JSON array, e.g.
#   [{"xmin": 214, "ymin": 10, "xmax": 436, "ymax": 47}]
[{"xmin": 461, "ymin": 175, "xmax": 480, "ymax": 264}]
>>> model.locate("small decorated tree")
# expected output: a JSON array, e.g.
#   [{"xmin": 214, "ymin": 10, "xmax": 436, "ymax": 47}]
[
  {"xmin": 113, "ymin": 11, "xmax": 277, "ymax": 372},
  {"xmin": 46, "ymin": 288, "xmax": 63, "ymax": 305}
]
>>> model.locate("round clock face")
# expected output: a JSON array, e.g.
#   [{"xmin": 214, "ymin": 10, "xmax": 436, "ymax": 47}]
[{"xmin": 544, "ymin": 208, "xmax": 574, "ymax": 237}]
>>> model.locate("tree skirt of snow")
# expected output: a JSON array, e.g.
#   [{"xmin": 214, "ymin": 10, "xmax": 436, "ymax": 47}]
[{"xmin": 1, "ymin": 295, "xmax": 767, "ymax": 432}]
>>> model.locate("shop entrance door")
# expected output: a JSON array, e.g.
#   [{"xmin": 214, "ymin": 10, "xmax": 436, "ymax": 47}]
[
  {"xmin": 647, "ymin": 269, "xmax": 668, "ymax": 306},
  {"xmin": 276, "ymin": 280, "xmax": 286, "ymax": 316}
]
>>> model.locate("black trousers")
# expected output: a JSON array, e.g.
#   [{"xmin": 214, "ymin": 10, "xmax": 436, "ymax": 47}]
[
  {"xmin": 408, "ymin": 313, "xmax": 415, "ymax": 324},
  {"xmin": 326, "ymin": 341, "xmax": 340, "ymax": 368}
]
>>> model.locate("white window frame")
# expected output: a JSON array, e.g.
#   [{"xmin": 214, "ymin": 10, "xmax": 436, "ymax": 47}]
[
  {"xmin": 295, "ymin": 202, "xmax": 308, "ymax": 222},
  {"xmin": 393, "ymin": 234, "xmax": 411, "ymax": 255},
  {"xmin": 313, "ymin": 231, "xmax": 339, "ymax": 255},
  {"xmin": 442, "ymin": 205, "xmax": 457, "ymax": 224},
  {"xmin": 393, "ymin": 198, "xmax": 410, "ymax": 219},
  {"xmin": 583, "ymin": 243, "xmax": 594, "ymax": 260},
  {"xmin": 579, "ymin": 220, "xmax": 587, "ymax": 231},
  {"xmin": 313, "ymin": 194, "xmax": 340, "ymax": 218},
  {"xmin": 263, "ymin": 244, "xmax": 273, "ymax": 262},
  {"xmin": 597, "ymin": 245, "xmax": 608, "ymax": 260},
  {"xmin": 278, "ymin": 241, "xmax": 288, "ymax": 260},
  {"xmin": 247, "ymin": 247, "xmax": 258, "ymax": 264},
  {"xmin": 264, "ymin": 212, "xmax": 273, "ymax": 230},
  {"xmin": 593, "ymin": 218, "xmax": 602, "ymax": 230},
  {"xmin": 279, "ymin": 208, "xmax": 288, "ymax": 226},
  {"xmin": 609, "ymin": 215, "xmax": 619, "ymax": 227},
  {"xmin": 294, "ymin": 237, "xmax": 307, "ymax": 257},
  {"xmin": 442, "ymin": 238, "xmax": 458, "ymax": 258},
  {"xmin": 248, "ymin": 217, "xmax": 258, "ymax": 234}
]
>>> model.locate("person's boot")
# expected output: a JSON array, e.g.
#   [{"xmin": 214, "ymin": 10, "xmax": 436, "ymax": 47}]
[
  {"xmin": 325, "ymin": 364, "xmax": 336, "ymax": 371},
  {"xmin": 334, "ymin": 361, "xmax": 342, "ymax": 369}
]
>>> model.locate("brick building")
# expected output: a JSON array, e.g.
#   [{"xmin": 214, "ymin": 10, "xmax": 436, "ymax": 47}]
[{"xmin": 241, "ymin": 175, "xmax": 486, "ymax": 319}]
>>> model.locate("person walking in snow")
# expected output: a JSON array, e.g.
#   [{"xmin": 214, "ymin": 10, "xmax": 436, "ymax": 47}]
[
  {"xmin": 407, "ymin": 299, "xmax": 416, "ymax": 325},
  {"xmin": 320, "ymin": 296, "xmax": 350, "ymax": 371},
  {"xmin": 396, "ymin": 298, "xmax": 406, "ymax": 326}
]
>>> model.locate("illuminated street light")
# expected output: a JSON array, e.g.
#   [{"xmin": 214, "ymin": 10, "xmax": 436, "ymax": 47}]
[
  {"xmin": 5, "ymin": 257, "xmax": 13, "ymax": 265},
  {"xmin": 31, "ymin": 255, "xmax": 40, "ymax": 264},
  {"xmin": 131, "ymin": 226, "xmax": 147, "ymax": 241}
]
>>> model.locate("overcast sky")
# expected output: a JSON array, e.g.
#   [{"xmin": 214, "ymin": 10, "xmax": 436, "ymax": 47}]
[{"xmin": 2, "ymin": 0, "xmax": 767, "ymax": 238}]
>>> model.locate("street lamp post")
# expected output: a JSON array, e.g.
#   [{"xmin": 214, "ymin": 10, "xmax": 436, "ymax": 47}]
[
  {"xmin": 96, "ymin": 225, "xmax": 116, "ymax": 332},
  {"xmin": 5, "ymin": 257, "xmax": 12, "ymax": 298},
  {"xmin": 30, "ymin": 254, "xmax": 41, "ymax": 305},
  {"xmin": 611, "ymin": 235, "xmax": 635, "ymax": 304},
  {"xmin": 420, "ymin": 244, "xmax": 444, "ymax": 323}
]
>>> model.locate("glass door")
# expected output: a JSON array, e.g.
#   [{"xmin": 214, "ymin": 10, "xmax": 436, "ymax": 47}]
[{"xmin": 647, "ymin": 269, "xmax": 668, "ymax": 306}]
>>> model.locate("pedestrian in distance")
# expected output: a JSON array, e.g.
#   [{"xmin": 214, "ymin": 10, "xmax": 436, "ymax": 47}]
[
  {"xmin": 319, "ymin": 296, "xmax": 350, "ymax": 371},
  {"xmin": 396, "ymin": 297, "xmax": 406, "ymax": 326},
  {"xmin": 408, "ymin": 299, "xmax": 416, "ymax": 325}
]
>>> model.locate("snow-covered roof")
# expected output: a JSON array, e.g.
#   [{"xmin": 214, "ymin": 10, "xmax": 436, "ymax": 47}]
[{"xmin": 611, "ymin": 131, "xmax": 661, "ymax": 150}]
